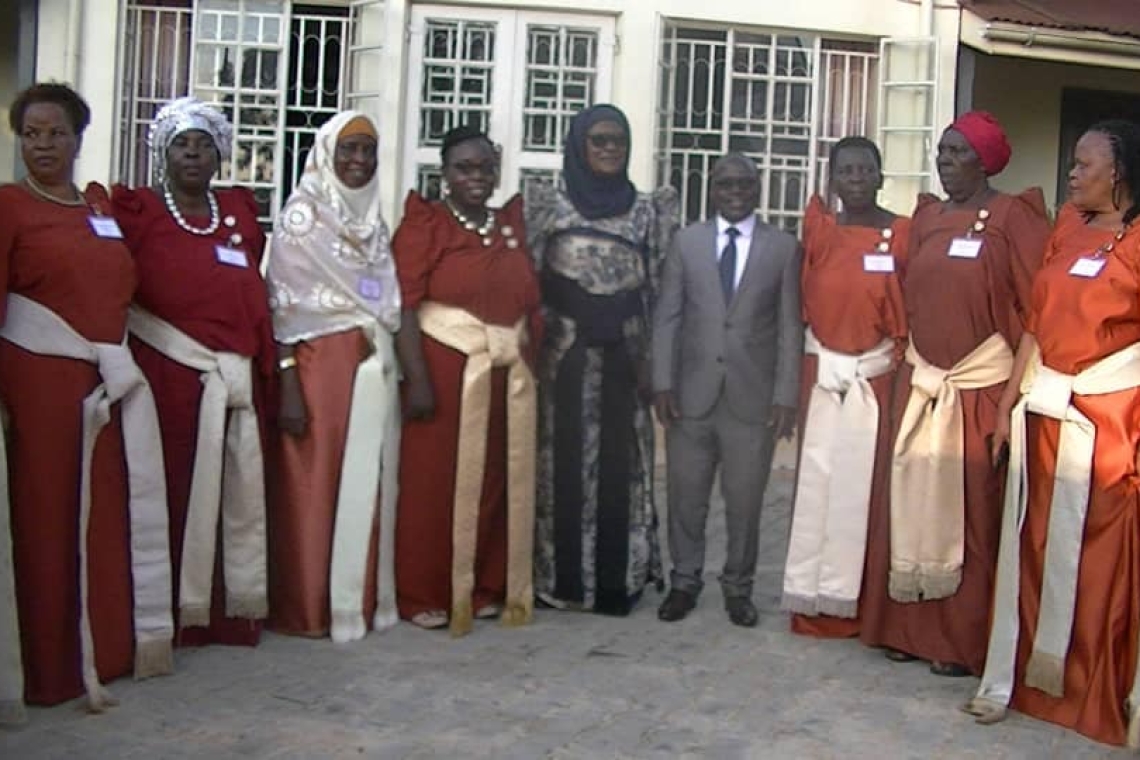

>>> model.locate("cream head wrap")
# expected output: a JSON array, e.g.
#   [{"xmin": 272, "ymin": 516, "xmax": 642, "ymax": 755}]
[{"xmin": 147, "ymin": 97, "xmax": 234, "ymax": 181}]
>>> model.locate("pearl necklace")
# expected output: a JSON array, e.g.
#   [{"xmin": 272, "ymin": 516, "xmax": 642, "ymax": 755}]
[
  {"xmin": 24, "ymin": 175, "xmax": 86, "ymax": 207},
  {"xmin": 445, "ymin": 197, "xmax": 496, "ymax": 247},
  {"xmin": 164, "ymin": 183, "xmax": 220, "ymax": 236}
]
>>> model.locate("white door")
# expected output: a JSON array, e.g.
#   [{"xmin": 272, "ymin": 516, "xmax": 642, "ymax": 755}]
[{"xmin": 404, "ymin": 5, "xmax": 616, "ymax": 206}]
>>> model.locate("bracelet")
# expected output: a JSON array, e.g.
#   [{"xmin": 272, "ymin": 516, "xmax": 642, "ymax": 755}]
[{"xmin": 277, "ymin": 356, "xmax": 298, "ymax": 371}]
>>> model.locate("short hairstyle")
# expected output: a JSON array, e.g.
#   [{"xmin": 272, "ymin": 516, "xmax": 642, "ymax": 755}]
[
  {"xmin": 440, "ymin": 124, "xmax": 495, "ymax": 164},
  {"xmin": 829, "ymin": 136, "xmax": 882, "ymax": 171},
  {"xmin": 9, "ymin": 83, "xmax": 91, "ymax": 135},
  {"xmin": 711, "ymin": 152, "xmax": 760, "ymax": 181},
  {"xmin": 1086, "ymin": 119, "xmax": 1140, "ymax": 225}
]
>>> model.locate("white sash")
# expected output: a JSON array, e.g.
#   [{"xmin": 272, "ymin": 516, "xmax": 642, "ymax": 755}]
[
  {"xmin": 0, "ymin": 295, "xmax": 173, "ymax": 712},
  {"xmin": 782, "ymin": 329, "xmax": 894, "ymax": 617},
  {"xmin": 969, "ymin": 342, "xmax": 1140, "ymax": 735},
  {"xmin": 328, "ymin": 323, "xmax": 401, "ymax": 642},
  {"xmin": 127, "ymin": 307, "xmax": 267, "ymax": 627}
]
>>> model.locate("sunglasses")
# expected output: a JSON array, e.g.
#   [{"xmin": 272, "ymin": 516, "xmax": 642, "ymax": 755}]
[{"xmin": 587, "ymin": 133, "xmax": 629, "ymax": 149}]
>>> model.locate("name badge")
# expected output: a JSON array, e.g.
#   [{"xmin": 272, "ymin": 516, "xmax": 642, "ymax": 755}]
[
  {"xmin": 863, "ymin": 254, "xmax": 895, "ymax": 273},
  {"xmin": 88, "ymin": 216, "xmax": 123, "ymax": 239},
  {"xmin": 947, "ymin": 237, "xmax": 983, "ymax": 259},
  {"xmin": 1068, "ymin": 257, "xmax": 1106, "ymax": 278},
  {"xmin": 215, "ymin": 245, "xmax": 248, "ymax": 268},
  {"xmin": 358, "ymin": 276, "xmax": 383, "ymax": 300}
]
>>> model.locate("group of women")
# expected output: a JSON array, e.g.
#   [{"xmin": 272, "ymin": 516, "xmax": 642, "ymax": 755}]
[
  {"xmin": 0, "ymin": 87, "xmax": 675, "ymax": 722},
  {"xmin": 785, "ymin": 110, "xmax": 1140, "ymax": 748},
  {"xmin": 3, "ymin": 79, "xmax": 1140, "ymax": 751}
]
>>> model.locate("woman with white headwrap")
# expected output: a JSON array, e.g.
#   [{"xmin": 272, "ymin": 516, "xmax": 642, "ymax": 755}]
[
  {"xmin": 112, "ymin": 96, "xmax": 275, "ymax": 648},
  {"xmin": 265, "ymin": 112, "xmax": 401, "ymax": 642}
]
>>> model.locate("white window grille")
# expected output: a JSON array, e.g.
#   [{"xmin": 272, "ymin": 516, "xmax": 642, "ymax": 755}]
[
  {"xmin": 118, "ymin": 1, "xmax": 378, "ymax": 223},
  {"xmin": 404, "ymin": 6, "xmax": 614, "ymax": 204},
  {"xmin": 877, "ymin": 37, "xmax": 938, "ymax": 212},
  {"xmin": 658, "ymin": 25, "xmax": 880, "ymax": 232}
]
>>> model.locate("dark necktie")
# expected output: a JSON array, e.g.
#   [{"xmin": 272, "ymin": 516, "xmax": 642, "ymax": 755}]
[{"xmin": 720, "ymin": 226, "xmax": 740, "ymax": 303}]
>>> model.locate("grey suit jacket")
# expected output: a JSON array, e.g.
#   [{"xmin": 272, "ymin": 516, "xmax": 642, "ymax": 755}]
[{"xmin": 651, "ymin": 215, "xmax": 803, "ymax": 423}]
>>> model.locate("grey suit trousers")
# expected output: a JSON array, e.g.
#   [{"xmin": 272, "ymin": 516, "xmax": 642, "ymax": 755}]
[{"xmin": 665, "ymin": 393, "xmax": 776, "ymax": 598}]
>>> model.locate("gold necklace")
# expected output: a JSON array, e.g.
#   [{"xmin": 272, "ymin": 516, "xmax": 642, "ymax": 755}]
[{"xmin": 24, "ymin": 175, "xmax": 86, "ymax": 207}]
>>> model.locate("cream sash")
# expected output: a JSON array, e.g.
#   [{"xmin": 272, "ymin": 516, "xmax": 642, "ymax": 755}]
[
  {"xmin": 0, "ymin": 295, "xmax": 173, "ymax": 712},
  {"xmin": 327, "ymin": 323, "xmax": 400, "ymax": 642},
  {"xmin": 127, "ymin": 307, "xmax": 266, "ymax": 627},
  {"xmin": 970, "ymin": 342, "xmax": 1140, "ymax": 734},
  {"xmin": 0, "ymin": 407, "xmax": 25, "ymax": 725},
  {"xmin": 782, "ymin": 329, "xmax": 895, "ymax": 618},
  {"xmin": 890, "ymin": 333, "xmax": 1013, "ymax": 602},
  {"xmin": 417, "ymin": 302, "xmax": 536, "ymax": 637}
]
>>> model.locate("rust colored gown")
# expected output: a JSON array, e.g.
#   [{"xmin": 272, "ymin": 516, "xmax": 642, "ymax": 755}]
[
  {"xmin": 872, "ymin": 189, "xmax": 1051, "ymax": 673},
  {"xmin": 1006, "ymin": 205, "xmax": 1140, "ymax": 746},
  {"xmin": 113, "ymin": 186, "xmax": 275, "ymax": 647},
  {"xmin": 0, "ymin": 183, "xmax": 135, "ymax": 704},
  {"xmin": 790, "ymin": 196, "xmax": 909, "ymax": 639},
  {"xmin": 392, "ymin": 192, "xmax": 541, "ymax": 621}
]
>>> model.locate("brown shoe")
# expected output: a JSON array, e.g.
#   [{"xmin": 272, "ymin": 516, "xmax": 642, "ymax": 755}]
[
  {"xmin": 657, "ymin": 589, "xmax": 696, "ymax": 622},
  {"xmin": 725, "ymin": 597, "xmax": 758, "ymax": 628}
]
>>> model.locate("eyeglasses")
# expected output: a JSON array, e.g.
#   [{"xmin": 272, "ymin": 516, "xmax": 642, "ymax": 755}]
[
  {"xmin": 587, "ymin": 133, "xmax": 629, "ymax": 150},
  {"xmin": 335, "ymin": 142, "xmax": 377, "ymax": 160}
]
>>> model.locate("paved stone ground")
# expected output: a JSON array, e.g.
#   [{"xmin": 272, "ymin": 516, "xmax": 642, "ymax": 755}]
[{"xmin": 1, "ymin": 442, "xmax": 1129, "ymax": 759}]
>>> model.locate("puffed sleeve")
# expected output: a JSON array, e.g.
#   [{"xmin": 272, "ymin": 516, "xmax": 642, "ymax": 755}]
[
  {"xmin": 646, "ymin": 185, "xmax": 680, "ymax": 306},
  {"xmin": 502, "ymin": 193, "xmax": 544, "ymax": 362},
  {"xmin": 523, "ymin": 180, "xmax": 558, "ymax": 271},
  {"xmin": 225, "ymin": 187, "xmax": 267, "ymax": 266},
  {"xmin": 110, "ymin": 184, "xmax": 157, "ymax": 256},
  {"xmin": 801, "ymin": 195, "xmax": 831, "ymax": 321},
  {"xmin": 1002, "ymin": 187, "xmax": 1051, "ymax": 325},
  {"xmin": 392, "ymin": 191, "xmax": 441, "ymax": 310}
]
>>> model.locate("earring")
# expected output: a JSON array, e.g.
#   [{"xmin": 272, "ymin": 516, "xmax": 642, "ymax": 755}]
[{"xmin": 439, "ymin": 178, "xmax": 450, "ymax": 198}]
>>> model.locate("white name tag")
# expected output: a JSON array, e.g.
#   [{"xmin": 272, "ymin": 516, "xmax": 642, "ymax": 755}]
[
  {"xmin": 863, "ymin": 254, "xmax": 895, "ymax": 273},
  {"xmin": 947, "ymin": 237, "xmax": 983, "ymax": 259},
  {"xmin": 215, "ymin": 245, "xmax": 248, "ymax": 268},
  {"xmin": 1068, "ymin": 257, "xmax": 1106, "ymax": 278},
  {"xmin": 88, "ymin": 216, "xmax": 123, "ymax": 239},
  {"xmin": 358, "ymin": 276, "xmax": 382, "ymax": 300}
]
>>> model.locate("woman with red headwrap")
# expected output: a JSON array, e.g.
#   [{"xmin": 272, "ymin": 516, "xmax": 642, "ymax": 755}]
[{"xmin": 865, "ymin": 111, "xmax": 1051, "ymax": 677}]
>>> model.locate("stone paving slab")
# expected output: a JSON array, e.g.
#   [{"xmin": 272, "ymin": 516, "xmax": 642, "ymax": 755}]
[{"xmin": 1, "ymin": 460, "xmax": 1129, "ymax": 759}]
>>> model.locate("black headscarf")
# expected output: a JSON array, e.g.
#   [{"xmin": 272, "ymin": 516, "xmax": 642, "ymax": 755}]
[{"xmin": 562, "ymin": 104, "xmax": 637, "ymax": 220}]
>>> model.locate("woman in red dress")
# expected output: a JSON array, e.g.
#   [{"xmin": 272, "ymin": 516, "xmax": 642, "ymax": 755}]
[
  {"xmin": 393, "ymin": 125, "xmax": 541, "ymax": 635},
  {"xmin": 966, "ymin": 120, "xmax": 1140, "ymax": 746},
  {"xmin": 881, "ymin": 112, "xmax": 1051, "ymax": 676},
  {"xmin": 1, "ymin": 84, "xmax": 171, "ymax": 716},
  {"xmin": 783, "ymin": 136, "xmax": 909, "ymax": 640},
  {"xmin": 114, "ymin": 97, "xmax": 275, "ymax": 648}
]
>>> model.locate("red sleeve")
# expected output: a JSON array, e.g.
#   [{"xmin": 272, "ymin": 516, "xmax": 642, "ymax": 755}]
[
  {"xmin": 110, "ymin": 184, "xmax": 158, "ymax": 256},
  {"xmin": 1002, "ymin": 188, "xmax": 1051, "ymax": 323},
  {"xmin": 801, "ymin": 196, "xmax": 829, "ymax": 321},
  {"xmin": 883, "ymin": 214, "xmax": 911, "ymax": 346},
  {"xmin": 392, "ymin": 191, "xmax": 441, "ymax": 310},
  {"xmin": 0, "ymin": 187, "xmax": 14, "ymax": 324},
  {"xmin": 499, "ymin": 193, "xmax": 543, "ymax": 354},
  {"xmin": 224, "ymin": 187, "xmax": 267, "ymax": 265}
]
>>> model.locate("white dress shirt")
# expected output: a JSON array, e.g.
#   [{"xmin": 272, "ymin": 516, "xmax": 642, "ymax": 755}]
[{"xmin": 715, "ymin": 214, "xmax": 756, "ymax": 290}]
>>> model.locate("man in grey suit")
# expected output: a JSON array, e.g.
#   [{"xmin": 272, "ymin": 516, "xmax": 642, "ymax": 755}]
[{"xmin": 651, "ymin": 153, "xmax": 802, "ymax": 627}]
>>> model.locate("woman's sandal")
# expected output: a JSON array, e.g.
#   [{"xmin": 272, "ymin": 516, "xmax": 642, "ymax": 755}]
[
  {"xmin": 884, "ymin": 648, "xmax": 918, "ymax": 663},
  {"xmin": 930, "ymin": 661, "xmax": 971, "ymax": 677},
  {"xmin": 410, "ymin": 610, "xmax": 449, "ymax": 630}
]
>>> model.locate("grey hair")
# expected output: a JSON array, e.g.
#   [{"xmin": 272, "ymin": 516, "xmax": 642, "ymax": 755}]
[{"xmin": 711, "ymin": 152, "xmax": 760, "ymax": 180}]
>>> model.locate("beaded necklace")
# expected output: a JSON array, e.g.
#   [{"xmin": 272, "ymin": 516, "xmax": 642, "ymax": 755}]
[
  {"xmin": 24, "ymin": 175, "xmax": 86, "ymax": 207},
  {"xmin": 164, "ymin": 182, "xmax": 221, "ymax": 236},
  {"xmin": 445, "ymin": 196, "xmax": 496, "ymax": 246}
]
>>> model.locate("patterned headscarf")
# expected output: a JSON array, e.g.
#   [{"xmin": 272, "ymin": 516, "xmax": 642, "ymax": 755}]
[
  {"xmin": 562, "ymin": 104, "xmax": 637, "ymax": 220},
  {"xmin": 147, "ymin": 97, "xmax": 233, "ymax": 181}
]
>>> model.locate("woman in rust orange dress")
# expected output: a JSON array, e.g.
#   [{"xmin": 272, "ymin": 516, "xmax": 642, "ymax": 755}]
[
  {"xmin": 782, "ymin": 136, "xmax": 908, "ymax": 640},
  {"xmin": 881, "ymin": 111, "xmax": 1051, "ymax": 676},
  {"xmin": 267, "ymin": 111, "xmax": 401, "ymax": 642},
  {"xmin": 0, "ymin": 84, "xmax": 171, "ymax": 716},
  {"xmin": 114, "ymin": 97, "xmax": 275, "ymax": 648},
  {"xmin": 394, "ymin": 125, "xmax": 541, "ymax": 635},
  {"xmin": 965, "ymin": 119, "xmax": 1140, "ymax": 746}
]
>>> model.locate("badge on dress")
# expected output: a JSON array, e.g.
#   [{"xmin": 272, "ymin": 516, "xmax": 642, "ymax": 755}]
[
  {"xmin": 215, "ymin": 245, "xmax": 249, "ymax": 268},
  {"xmin": 1068, "ymin": 257, "xmax": 1106, "ymax": 278},
  {"xmin": 88, "ymin": 216, "xmax": 123, "ymax": 239},
  {"xmin": 863, "ymin": 254, "xmax": 895, "ymax": 273},
  {"xmin": 358, "ymin": 276, "xmax": 383, "ymax": 300},
  {"xmin": 947, "ymin": 237, "xmax": 983, "ymax": 259}
]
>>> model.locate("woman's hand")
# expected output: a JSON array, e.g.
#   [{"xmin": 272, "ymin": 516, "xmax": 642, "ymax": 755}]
[
  {"xmin": 0, "ymin": 397, "xmax": 9, "ymax": 435},
  {"xmin": 990, "ymin": 407, "xmax": 1011, "ymax": 469},
  {"xmin": 278, "ymin": 370, "xmax": 308, "ymax": 436},
  {"xmin": 404, "ymin": 377, "xmax": 436, "ymax": 421}
]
